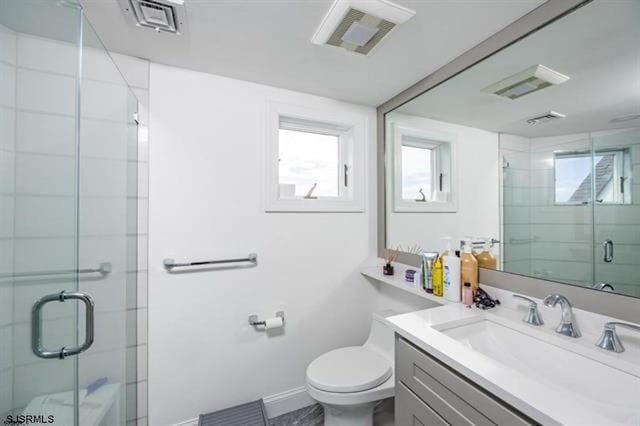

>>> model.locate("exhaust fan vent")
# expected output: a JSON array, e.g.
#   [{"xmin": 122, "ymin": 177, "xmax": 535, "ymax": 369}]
[
  {"xmin": 312, "ymin": 0, "xmax": 415, "ymax": 55},
  {"xmin": 526, "ymin": 111, "xmax": 566, "ymax": 126},
  {"xmin": 118, "ymin": 0, "xmax": 186, "ymax": 35},
  {"xmin": 482, "ymin": 64, "xmax": 570, "ymax": 100}
]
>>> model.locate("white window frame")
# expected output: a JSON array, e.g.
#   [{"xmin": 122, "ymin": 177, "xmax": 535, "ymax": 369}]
[
  {"xmin": 265, "ymin": 101, "xmax": 366, "ymax": 212},
  {"xmin": 553, "ymin": 149, "xmax": 631, "ymax": 205},
  {"xmin": 391, "ymin": 124, "xmax": 458, "ymax": 212}
]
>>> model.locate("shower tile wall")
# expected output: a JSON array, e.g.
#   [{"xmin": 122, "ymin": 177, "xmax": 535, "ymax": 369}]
[
  {"xmin": 111, "ymin": 52, "xmax": 150, "ymax": 426},
  {"xmin": 0, "ymin": 22, "xmax": 16, "ymax": 419},
  {"xmin": 0, "ymin": 24, "xmax": 149, "ymax": 422}
]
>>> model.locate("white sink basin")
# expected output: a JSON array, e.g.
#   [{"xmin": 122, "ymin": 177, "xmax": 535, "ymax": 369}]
[{"xmin": 441, "ymin": 319, "xmax": 640, "ymax": 425}]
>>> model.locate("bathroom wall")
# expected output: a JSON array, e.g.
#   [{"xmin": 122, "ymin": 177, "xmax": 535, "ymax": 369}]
[
  {"xmin": 502, "ymin": 128, "xmax": 640, "ymax": 297},
  {"xmin": 385, "ymin": 112, "xmax": 500, "ymax": 253},
  {"xmin": 148, "ymin": 63, "xmax": 379, "ymax": 425}
]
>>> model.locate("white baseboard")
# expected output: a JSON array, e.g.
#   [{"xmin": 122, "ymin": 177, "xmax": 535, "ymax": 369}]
[
  {"xmin": 172, "ymin": 387, "xmax": 315, "ymax": 426},
  {"xmin": 263, "ymin": 386, "xmax": 316, "ymax": 419}
]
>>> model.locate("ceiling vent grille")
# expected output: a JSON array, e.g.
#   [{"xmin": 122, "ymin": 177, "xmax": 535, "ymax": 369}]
[
  {"xmin": 312, "ymin": 0, "xmax": 415, "ymax": 56},
  {"xmin": 482, "ymin": 64, "xmax": 570, "ymax": 100},
  {"xmin": 118, "ymin": 0, "xmax": 186, "ymax": 35},
  {"xmin": 526, "ymin": 111, "xmax": 567, "ymax": 125}
]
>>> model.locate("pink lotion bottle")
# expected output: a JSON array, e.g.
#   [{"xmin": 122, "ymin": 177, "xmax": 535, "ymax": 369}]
[{"xmin": 462, "ymin": 282, "xmax": 474, "ymax": 307}]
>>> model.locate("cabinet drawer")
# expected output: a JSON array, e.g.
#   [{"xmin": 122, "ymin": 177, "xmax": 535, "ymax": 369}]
[
  {"xmin": 396, "ymin": 336, "xmax": 535, "ymax": 426},
  {"xmin": 396, "ymin": 382, "xmax": 447, "ymax": 426}
]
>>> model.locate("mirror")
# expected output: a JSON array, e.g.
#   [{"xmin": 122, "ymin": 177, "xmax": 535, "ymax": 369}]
[{"xmin": 383, "ymin": 0, "xmax": 640, "ymax": 298}]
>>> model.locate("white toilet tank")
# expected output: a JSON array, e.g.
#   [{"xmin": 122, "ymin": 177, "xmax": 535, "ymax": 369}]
[{"xmin": 364, "ymin": 309, "xmax": 399, "ymax": 361}]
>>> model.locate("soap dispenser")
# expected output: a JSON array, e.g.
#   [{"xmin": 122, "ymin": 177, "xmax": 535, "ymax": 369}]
[
  {"xmin": 460, "ymin": 238, "xmax": 479, "ymax": 293},
  {"xmin": 476, "ymin": 238, "xmax": 497, "ymax": 270}
]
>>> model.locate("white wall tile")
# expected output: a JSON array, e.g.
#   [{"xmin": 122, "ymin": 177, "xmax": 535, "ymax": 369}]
[
  {"xmin": 14, "ymin": 196, "xmax": 75, "ymax": 237},
  {"xmin": 0, "ymin": 240, "xmax": 12, "ymax": 277},
  {"xmin": 137, "ymin": 163, "xmax": 148, "ymax": 198},
  {"xmin": 0, "ymin": 27, "xmax": 16, "ymax": 66},
  {"xmin": 0, "ymin": 196, "xmax": 13, "ymax": 238},
  {"xmin": 13, "ymin": 237, "xmax": 74, "ymax": 273},
  {"xmin": 82, "ymin": 47, "xmax": 127, "ymax": 85},
  {"xmin": 0, "ymin": 276, "xmax": 13, "ymax": 325},
  {"xmin": 0, "ymin": 106, "xmax": 15, "ymax": 151},
  {"xmin": 111, "ymin": 53, "xmax": 149, "ymax": 90},
  {"xmin": 137, "ymin": 198, "xmax": 148, "ymax": 234},
  {"xmin": 0, "ymin": 369, "xmax": 12, "ymax": 415},
  {"xmin": 17, "ymin": 35, "xmax": 77, "ymax": 76},
  {"xmin": 81, "ymin": 79, "xmax": 128, "ymax": 122},
  {"xmin": 136, "ymin": 345, "xmax": 147, "ymax": 381},
  {"xmin": 79, "ymin": 348, "xmax": 128, "ymax": 389},
  {"xmin": 79, "ymin": 197, "xmax": 127, "ymax": 236},
  {"xmin": 80, "ymin": 158, "xmax": 127, "ymax": 197},
  {"xmin": 16, "ymin": 111, "xmax": 75, "ymax": 156},
  {"xmin": 17, "ymin": 69, "xmax": 75, "ymax": 115},
  {"xmin": 0, "ymin": 326, "xmax": 11, "ymax": 371},
  {"xmin": 0, "ymin": 62, "xmax": 15, "ymax": 107},
  {"xmin": 15, "ymin": 153, "xmax": 74, "ymax": 195},
  {"xmin": 0, "ymin": 150, "xmax": 14, "ymax": 195},
  {"xmin": 80, "ymin": 118, "xmax": 128, "ymax": 160}
]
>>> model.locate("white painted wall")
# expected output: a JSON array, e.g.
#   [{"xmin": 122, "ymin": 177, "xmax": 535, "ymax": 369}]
[
  {"xmin": 385, "ymin": 112, "xmax": 500, "ymax": 254},
  {"xmin": 148, "ymin": 63, "xmax": 380, "ymax": 425}
]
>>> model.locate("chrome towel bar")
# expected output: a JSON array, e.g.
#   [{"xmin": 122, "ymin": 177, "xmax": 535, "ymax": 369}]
[
  {"xmin": 0, "ymin": 262, "xmax": 112, "ymax": 279},
  {"xmin": 163, "ymin": 253, "xmax": 258, "ymax": 271}
]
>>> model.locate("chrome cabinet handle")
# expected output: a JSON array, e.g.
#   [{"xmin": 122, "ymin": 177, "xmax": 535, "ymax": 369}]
[
  {"xmin": 603, "ymin": 240, "xmax": 613, "ymax": 263},
  {"xmin": 32, "ymin": 291, "xmax": 95, "ymax": 359},
  {"xmin": 512, "ymin": 294, "xmax": 543, "ymax": 326}
]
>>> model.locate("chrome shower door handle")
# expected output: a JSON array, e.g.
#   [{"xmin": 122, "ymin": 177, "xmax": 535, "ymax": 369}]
[
  {"xmin": 32, "ymin": 291, "xmax": 95, "ymax": 359},
  {"xmin": 603, "ymin": 240, "xmax": 613, "ymax": 263}
]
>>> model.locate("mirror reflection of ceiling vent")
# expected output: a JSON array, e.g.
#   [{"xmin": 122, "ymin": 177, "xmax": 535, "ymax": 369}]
[
  {"xmin": 526, "ymin": 111, "xmax": 567, "ymax": 125},
  {"xmin": 482, "ymin": 64, "xmax": 570, "ymax": 100},
  {"xmin": 118, "ymin": 0, "xmax": 186, "ymax": 35},
  {"xmin": 312, "ymin": 0, "xmax": 416, "ymax": 55}
]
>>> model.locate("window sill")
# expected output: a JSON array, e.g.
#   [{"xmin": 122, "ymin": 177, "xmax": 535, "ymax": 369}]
[{"xmin": 265, "ymin": 198, "xmax": 364, "ymax": 213}]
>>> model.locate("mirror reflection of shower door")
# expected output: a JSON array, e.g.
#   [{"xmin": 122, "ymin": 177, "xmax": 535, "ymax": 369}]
[{"xmin": 592, "ymin": 128, "xmax": 640, "ymax": 296}]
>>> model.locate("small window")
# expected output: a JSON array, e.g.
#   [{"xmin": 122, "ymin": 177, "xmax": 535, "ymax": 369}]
[
  {"xmin": 554, "ymin": 149, "xmax": 631, "ymax": 205},
  {"xmin": 265, "ymin": 102, "xmax": 366, "ymax": 212},
  {"xmin": 392, "ymin": 125, "xmax": 456, "ymax": 212}
]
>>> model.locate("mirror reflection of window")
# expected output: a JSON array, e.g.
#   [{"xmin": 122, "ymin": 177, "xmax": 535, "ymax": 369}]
[
  {"xmin": 554, "ymin": 149, "xmax": 631, "ymax": 205},
  {"xmin": 401, "ymin": 144, "xmax": 433, "ymax": 201}
]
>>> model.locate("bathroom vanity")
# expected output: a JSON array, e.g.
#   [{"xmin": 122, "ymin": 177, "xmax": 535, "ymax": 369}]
[{"xmin": 366, "ymin": 274, "xmax": 640, "ymax": 425}]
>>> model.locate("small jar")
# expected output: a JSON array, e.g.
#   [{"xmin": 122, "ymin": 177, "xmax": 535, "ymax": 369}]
[
  {"xmin": 405, "ymin": 269, "xmax": 416, "ymax": 283},
  {"xmin": 462, "ymin": 282, "xmax": 474, "ymax": 307},
  {"xmin": 383, "ymin": 263, "xmax": 394, "ymax": 276}
]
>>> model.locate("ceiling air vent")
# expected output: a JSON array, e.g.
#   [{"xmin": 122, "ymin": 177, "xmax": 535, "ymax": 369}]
[
  {"xmin": 118, "ymin": 0, "xmax": 186, "ymax": 35},
  {"xmin": 312, "ymin": 0, "xmax": 415, "ymax": 55},
  {"xmin": 482, "ymin": 64, "xmax": 570, "ymax": 100},
  {"xmin": 526, "ymin": 111, "xmax": 566, "ymax": 126}
]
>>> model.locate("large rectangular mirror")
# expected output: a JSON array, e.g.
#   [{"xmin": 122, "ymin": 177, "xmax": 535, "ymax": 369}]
[{"xmin": 382, "ymin": 0, "xmax": 640, "ymax": 299}]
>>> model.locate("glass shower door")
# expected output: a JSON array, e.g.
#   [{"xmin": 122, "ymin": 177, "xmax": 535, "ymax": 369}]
[
  {"xmin": 0, "ymin": 0, "xmax": 83, "ymax": 424},
  {"xmin": 592, "ymin": 128, "xmax": 640, "ymax": 297},
  {"xmin": 0, "ymin": 1, "xmax": 138, "ymax": 424}
]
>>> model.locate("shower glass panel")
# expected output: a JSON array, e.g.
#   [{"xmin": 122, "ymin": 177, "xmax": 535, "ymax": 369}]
[
  {"xmin": 593, "ymin": 128, "xmax": 640, "ymax": 297},
  {"xmin": 0, "ymin": 0, "xmax": 138, "ymax": 424},
  {"xmin": 502, "ymin": 134, "xmax": 594, "ymax": 285}
]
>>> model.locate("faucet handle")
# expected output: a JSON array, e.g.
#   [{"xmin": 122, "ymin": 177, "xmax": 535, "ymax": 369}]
[
  {"xmin": 596, "ymin": 322, "xmax": 640, "ymax": 353},
  {"xmin": 512, "ymin": 294, "xmax": 543, "ymax": 326}
]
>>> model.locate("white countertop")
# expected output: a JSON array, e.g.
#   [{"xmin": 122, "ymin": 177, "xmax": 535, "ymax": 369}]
[{"xmin": 362, "ymin": 262, "xmax": 640, "ymax": 425}]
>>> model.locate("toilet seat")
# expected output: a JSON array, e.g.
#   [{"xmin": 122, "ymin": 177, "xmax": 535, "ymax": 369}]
[{"xmin": 306, "ymin": 346, "xmax": 392, "ymax": 393}]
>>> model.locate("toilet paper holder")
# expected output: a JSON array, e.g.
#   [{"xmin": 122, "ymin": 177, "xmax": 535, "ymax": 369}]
[{"xmin": 249, "ymin": 311, "xmax": 285, "ymax": 327}]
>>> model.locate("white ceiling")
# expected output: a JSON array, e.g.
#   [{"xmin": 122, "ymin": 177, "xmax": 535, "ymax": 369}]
[
  {"xmin": 396, "ymin": 0, "xmax": 640, "ymax": 137},
  {"xmin": 80, "ymin": 0, "xmax": 544, "ymax": 106}
]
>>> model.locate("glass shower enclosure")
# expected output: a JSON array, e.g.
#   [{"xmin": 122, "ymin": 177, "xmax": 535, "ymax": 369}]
[{"xmin": 1, "ymin": 0, "xmax": 138, "ymax": 424}]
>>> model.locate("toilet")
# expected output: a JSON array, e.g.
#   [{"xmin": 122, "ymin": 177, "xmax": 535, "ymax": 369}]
[{"xmin": 306, "ymin": 311, "xmax": 397, "ymax": 426}]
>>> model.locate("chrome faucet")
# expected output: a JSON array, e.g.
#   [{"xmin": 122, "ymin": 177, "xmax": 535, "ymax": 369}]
[
  {"xmin": 543, "ymin": 294, "xmax": 581, "ymax": 338},
  {"xmin": 596, "ymin": 322, "xmax": 640, "ymax": 353},
  {"xmin": 512, "ymin": 295, "xmax": 543, "ymax": 326}
]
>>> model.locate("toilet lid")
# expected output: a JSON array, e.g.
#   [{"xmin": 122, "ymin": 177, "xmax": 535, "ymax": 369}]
[{"xmin": 306, "ymin": 347, "xmax": 392, "ymax": 393}]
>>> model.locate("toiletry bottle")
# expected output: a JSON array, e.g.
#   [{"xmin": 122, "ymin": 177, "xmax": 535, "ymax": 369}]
[
  {"xmin": 460, "ymin": 238, "xmax": 479, "ymax": 293},
  {"xmin": 462, "ymin": 282, "xmax": 474, "ymax": 307},
  {"xmin": 443, "ymin": 251, "xmax": 461, "ymax": 302},
  {"xmin": 422, "ymin": 252, "xmax": 438, "ymax": 294},
  {"xmin": 432, "ymin": 256, "xmax": 443, "ymax": 297},
  {"xmin": 476, "ymin": 238, "xmax": 497, "ymax": 270}
]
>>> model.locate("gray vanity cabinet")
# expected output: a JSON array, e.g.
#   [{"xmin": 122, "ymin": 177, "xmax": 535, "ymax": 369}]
[{"xmin": 395, "ymin": 336, "xmax": 537, "ymax": 426}]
